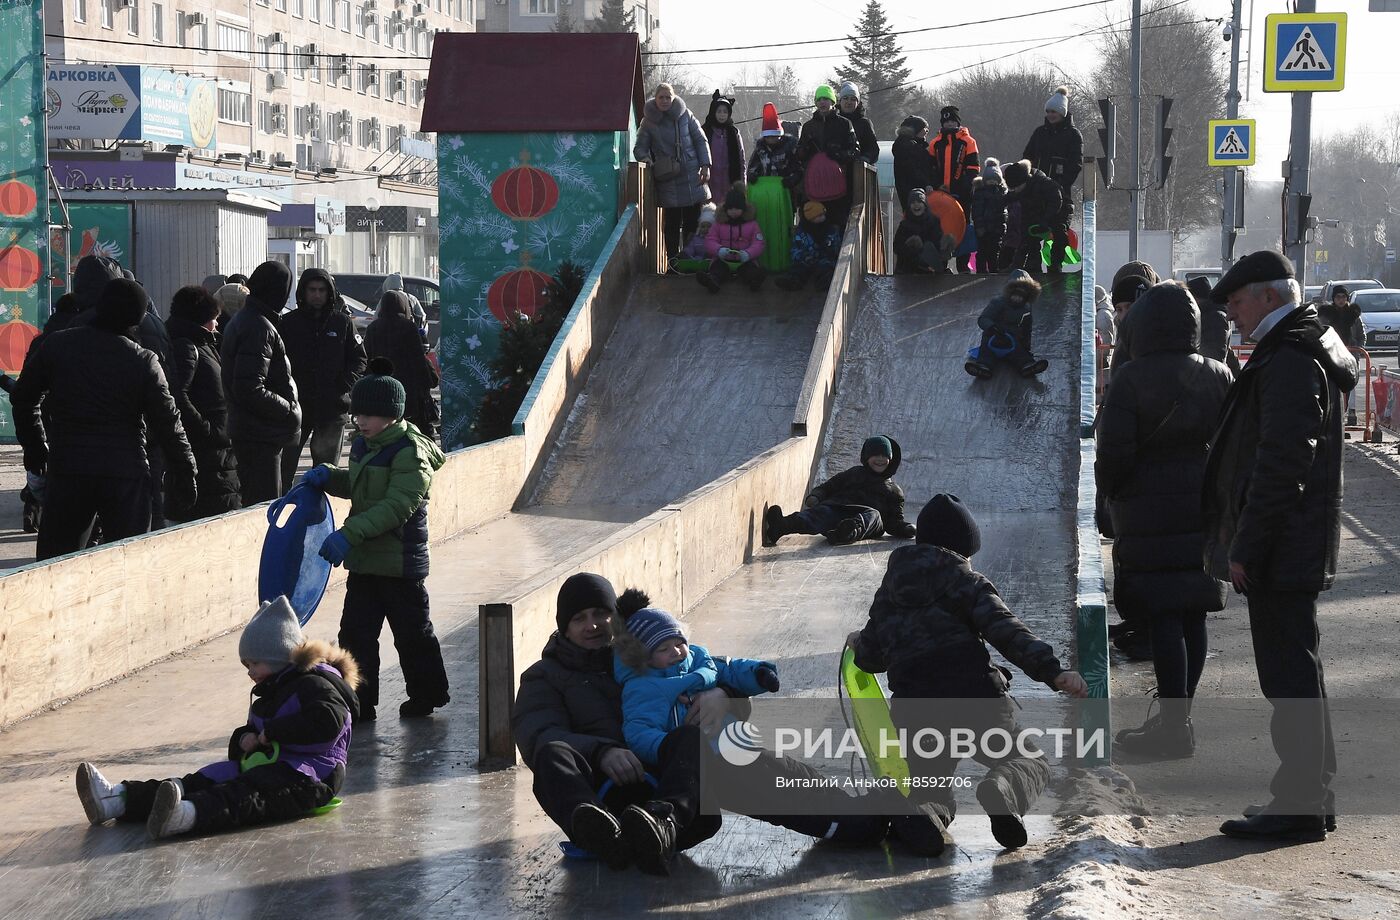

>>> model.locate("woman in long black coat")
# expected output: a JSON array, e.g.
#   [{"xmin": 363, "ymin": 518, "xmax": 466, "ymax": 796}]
[
  {"xmin": 364, "ymin": 291, "xmax": 440, "ymax": 437},
  {"xmin": 166, "ymin": 285, "xmax": 242, "ymax": 521},
  {"xmin": 1095, "ymin": 282, "xmax": 1234, "ymax": 757}
]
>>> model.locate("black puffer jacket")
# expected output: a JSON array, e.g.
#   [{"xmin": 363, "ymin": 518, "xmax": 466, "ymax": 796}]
[
  {"xmin": 1022, "ymin": 115, "xmax": 1084, "ymax": 192},
  {"xmin": 798, "ymin": 108, "xmax": 860, "ymax": 164},
  {"xmin": 1005, "ymin": 167, "xmax": 1065, "ymax": 232},
  {"xmin": 281, "ymin": 268, "xmax": 367, "ymax": 428},
  {"xmin": 1203, "ymin": 305, "xmax": 1358, "ymax": 592},
  {"xmin": 165, "ymin": 315, "xmax": 241, "ymax": 521},
  {"xmin": 69, "ymin": 256, "xmax": 173, "ymax": 370},
  {"xmin": 513, "ymin": 633, "xmax": 624, "ymax": 769},
  {"xmin": 364, "ymin": 292, "xmax": 439, "ymax": 433},
  {"xmin": 852, "ymin": 543, "xmax": 1066, "ymax": 698},
  {"xmin": 1096, "ymin": 284, "xmax": 1234, "ymax": 614},
  {"xmin": 11, "ymin": 325, "xmax": 196, "ymax": 487},
  {"xmin": 969, "ymin": 177, "xmax": 1008, "ymax": 238},
  {"xmin": 221, "ymin": 262, "xmax": 301, "ymax": 448},
  {"xmin": 839, "ymin": 102, "xmax": 880, "ymax": 165},
  {"xmin": 807, "ymin": 435, "xmax": 913, "ymax": 535},
  {"xmin": 892, "ymin": 122, "xmax": 934, "ymax": 217},
  {"xmin": 1318, "ymin": 300, "xmax": 1365, "ymax": 348}
]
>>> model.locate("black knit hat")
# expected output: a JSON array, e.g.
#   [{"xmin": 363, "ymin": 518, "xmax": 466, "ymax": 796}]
[
  {"xmin": 939, "ymin": 105, "xmax": 961, "ymax": 125},
  {"xmin": 723, "ymin": 183, "xmax": 748, "ymax": 212},
  {"xmin": 1002, "ymin": 159, "xmax": 1031, "ymax": 188},
  {"xmin": 1111, "ymin": 274, "xmax": 1152, "ymax": 307},
  {"xmin": 1209, "ymin": 250, "xmax": 1294, "ymax": 304},
  {"xmin": 916, "ymin": 494, "xmax": 982, "ymax": 558},
  {"xmin": 95, "ymin": 278, "xmax": 148, "ymax": 331},
  {"xmin": 556, "ymin": 572, "xmax": 618, "ymax": 633},
  {"xmin": 351, "ymin": 356, "xmax": 406, "ymax": 419}
]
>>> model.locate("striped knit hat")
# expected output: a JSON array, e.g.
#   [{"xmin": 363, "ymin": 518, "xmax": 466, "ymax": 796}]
[{"xmin": 626, "ymin": 607, "xmax": 687, "ymax": 655}]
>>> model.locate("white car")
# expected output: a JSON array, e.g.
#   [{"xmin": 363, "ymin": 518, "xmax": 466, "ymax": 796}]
[{"xmin": 1356, "ymin": 288, "xmax": 1400, "ymax": 353}]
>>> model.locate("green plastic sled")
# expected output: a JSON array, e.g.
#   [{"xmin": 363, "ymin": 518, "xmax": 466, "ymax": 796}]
[
  {"xmin": 240, "ymin": 742, "xmax": 343, "ymax": 816},
  {"xmin": 840, "ymin": 647, "xmax": 910, "ymax": 795}
]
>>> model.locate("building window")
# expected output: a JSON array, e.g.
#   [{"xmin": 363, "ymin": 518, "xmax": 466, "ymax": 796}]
[
  {"xmin": 100, "ymin": 0, "xmax": 114, "ymax": 29},
  {"xmin": 127, "ymin": 0, "xmax": 140, "ymax": 36},
  {"xmin": 366, "ymin": 12, "xmax": 379, "ymax": 42},
  {"xmin": 218, "ymin": 22, "xmax": 250, "ymax": 58},
  {"xmin": 276, "ymin": 0, "xmax": 287, "ymax": 11},
  {"xmin": 218, "ymin": 87, "xmax": 252, "ymax": 125},
  {"xmin": 179, "ymin": 12, "xmax": 209, "ymax": 50},
  {"xmin": 338, "ymin": 0, "xmax": 350, "ymax": 31},
  {"xmin": 524, "ymin": 0, "xmax": 555, "ymax": 14},
  {"xmin": 74, "ymin": 0, "xmax": 87, "ymax": 23},
  {"xmin": 308, "ymin": 0, "xmax": 319, "ymax": 22},
  {"xmin": 293, "ymin": 0, "xmax": 304, "ymax": 18},
  {"xmin": 354, "ymin": 4, "xmax": 364, "ymax": 36},
  {"xmin": 152, "ymin": 2, "xmax": 163, "ymax": 40}
]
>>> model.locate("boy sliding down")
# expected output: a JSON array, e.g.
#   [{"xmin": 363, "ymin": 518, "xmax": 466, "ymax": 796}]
[
  {"xmin": 763, "ymin": 435, "xmax": 917, "ymax": 546},
  {"xmin": 576, "ymin": 607, "xmax": 779, "ymax": 875},
  {"xmin": 847, "ymin": 495, "xmax": 1087, "ymax": 856},
  {"xmin": 76, "ymin": 596, "xmax": 360, "ymax": 839},
  {"xmin": 966, "ymin": 270, "xmax": 1050, "ymax": 379}
]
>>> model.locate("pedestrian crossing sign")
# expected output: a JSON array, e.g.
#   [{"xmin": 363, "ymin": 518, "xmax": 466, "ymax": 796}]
[
  {"xmin": 1208, "ymin": 119, "xmax": 1256, "ymax": 166},
  {"xmin": 1264, "ymin": 12, "xmax": 1347, "ymax": 92}
]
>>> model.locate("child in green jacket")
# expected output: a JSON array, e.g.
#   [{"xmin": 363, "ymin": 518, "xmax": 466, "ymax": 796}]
[{"xmin": 302, "ymin": 357, "xmax": 449, "ymax": 721}]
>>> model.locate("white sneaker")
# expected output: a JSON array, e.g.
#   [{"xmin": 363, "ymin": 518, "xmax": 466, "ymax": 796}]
[
  {"xmin": 146, "ymin": 780, "xmax": 196, "ymax": 839},
  {"xmin": 76, "ymin": 762, "xmax": 125, "ymax": 825}
]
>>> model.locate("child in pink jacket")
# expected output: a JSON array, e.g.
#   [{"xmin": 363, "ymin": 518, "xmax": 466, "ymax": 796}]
[{"xmin": 698, "ymin": 184, "xmax": 767, "ymax": 294}]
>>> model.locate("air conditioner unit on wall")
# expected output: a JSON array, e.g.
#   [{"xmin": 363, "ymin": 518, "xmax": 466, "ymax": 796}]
[
  {"xmin": 270, "ymin": 72, "xmax": 288, "ymax": 89},
  {"xmin": 411, "ymin": 1, "xmax": 424, "ymax": 13},
  {"xmin": 186, "ymin": 12, "xmax": 207, "ymax": 25},
  {"xmin": 267, "ymin": 31, "xmax": 283, "ymax": 43},
  {"xmin": 118, "ymin": 0, "xmax": 137, "ymax": 9}
]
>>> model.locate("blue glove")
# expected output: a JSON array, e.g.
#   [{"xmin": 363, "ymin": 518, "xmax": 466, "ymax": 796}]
[
  {"xmin": 737, "ymin": 250, "xmax": 750, "ymax": 263},
  {"xmin": 755, "ymin": 665, "xmax": 780, "ymax": 693},
  {"xmin": 301, "ymin": 466, "xmax": 331, "ymax": 490},
  {"xmin": 319, "ymin": 530, "xmax": 351, "ymax": 566},
  {"xmin": 718, "ymin": 247, "xmax": 732, "ymax": 260}
]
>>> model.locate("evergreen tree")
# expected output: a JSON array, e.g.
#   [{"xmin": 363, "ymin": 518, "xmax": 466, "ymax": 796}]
[
  {"xmin": 834, "ymin": 0, "xmax": 911, "ymax": 138},
  {"xmin": 551, "ymin": 7, "xmax": 575, "ymax": 32},
  {"xmin": 593, "ymin": 0, "xmax": 634, "ymax": 33}
]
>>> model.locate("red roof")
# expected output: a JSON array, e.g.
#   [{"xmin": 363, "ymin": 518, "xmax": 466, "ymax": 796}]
[{"xmin": 421, "ymin": 32, "xmax": 645, "ymax": 133}]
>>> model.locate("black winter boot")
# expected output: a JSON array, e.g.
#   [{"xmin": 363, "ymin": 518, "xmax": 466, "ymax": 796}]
[
  {"xmin": 1019, "ymin": 357, "xmax": 1049, "ymax": 377},
  {"xmin": 965, "ymin": 359, "xmax": 993, "ymax": 379},
  {"xmin": 976, "ymin": 777, "xmax": 1029, "ymax": 849},
  {"xmin": 762, "ymin": 505, "xmax": 785, "ymax": 546},
  {"xmin": 571, "ymin": 802, "xmax": 630, "ymax": 870},
  {"xmin": 697, "ymin": 271, "xmax": 720, "ymax": 294},
  {"xmin": 620, "ymin": 801, "xmax": 679, "ymax": 876},
  {"xmin": 1115, "ymin": 697, "xmax": 1194, "ymax": 759},
  {"xmin": 890, "ymin": 803, "xmax": 954, "ymax": 857},
  {"xmin": 827, "ymin": 517, "xmax": 863, "ymax": 546}
]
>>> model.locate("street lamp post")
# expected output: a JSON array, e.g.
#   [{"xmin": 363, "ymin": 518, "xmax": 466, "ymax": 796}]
[{"xmin": 366, "ymin": 196, "xmax": 380, "ymax": 272}]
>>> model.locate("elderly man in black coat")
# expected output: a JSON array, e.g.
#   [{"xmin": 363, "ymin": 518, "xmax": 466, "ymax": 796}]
[
  {"xmin": 1205, "ymin": 251, "xmax": 1357, "ymax": 844},
  {"xmin": 12, "ymin": 279, "xmax": 197, "ymax": 560}
]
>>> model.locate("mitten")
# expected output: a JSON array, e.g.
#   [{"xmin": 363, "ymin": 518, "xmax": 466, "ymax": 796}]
[
  {"xmin": 755, "ymin": 666, "xmax": 780, "ymax": 693},
  {"xmin": 737, "ymin": 250, "xmax": 750, "ymax": 263},
  {"xmin": 301, "ymin": 466, "xmax": 331, "ymax": 490},
  {"xmin": 319, "ymin": 530, "xmax": 351, "ymax": 566}
]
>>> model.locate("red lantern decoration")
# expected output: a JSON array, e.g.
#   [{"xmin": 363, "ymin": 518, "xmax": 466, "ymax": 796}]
[
  {"xmin": 0, "ymin": 176, "xmax": 37, "ymax": 220},
  {"xmin": 0, "ymin": 238, "xmax": 42, "ymax": 292},
  {"xmin": 491, "ymin": 150, "xmax": 559, "ymax": 221},
  {"xmin": 0, "ymin": 314, "xmax": 40, "ymax": 374},
  {"xmin": 487, "ymin": 256, "xmax": 553, "ymax": 327}
]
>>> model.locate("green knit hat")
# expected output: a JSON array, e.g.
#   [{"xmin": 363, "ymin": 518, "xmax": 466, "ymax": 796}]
[
  {"xmin": 351, "ymin": 357, "xmax": 406, "ymax": 419},
  {"xmin": 814, "ymin": 84, "xmax": 837, "ymax": 104}
]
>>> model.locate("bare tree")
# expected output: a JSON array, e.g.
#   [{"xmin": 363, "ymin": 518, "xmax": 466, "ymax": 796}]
[{"xmin": 1309, "ymin": 120, "xmax": 1400, "ymax": 281}]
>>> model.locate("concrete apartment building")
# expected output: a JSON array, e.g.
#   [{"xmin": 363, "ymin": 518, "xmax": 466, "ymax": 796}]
[{"xmin": 476, "ymin": 0, "xmax": 657, "ymax": 37}]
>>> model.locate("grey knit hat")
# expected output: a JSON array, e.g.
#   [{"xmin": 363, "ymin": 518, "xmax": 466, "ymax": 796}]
[{"xmin": 239, "ymin": 596, "xmax": 304, "ymax": 666}]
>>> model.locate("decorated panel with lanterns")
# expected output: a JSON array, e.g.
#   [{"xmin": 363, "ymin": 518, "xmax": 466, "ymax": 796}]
[
  {"xmin": 435, "ymin": 130, "xmax": 626, "ymax": 449},
  {"xmin": 0, "ymin": 0, "xmax": 50, "ymax": 440}
]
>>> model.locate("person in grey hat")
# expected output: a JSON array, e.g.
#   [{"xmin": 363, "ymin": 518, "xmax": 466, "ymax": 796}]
[
  {"xmin": 836, "ymin": 81, "xmax": 880, "ymax": 165},
  {"xmin": 74, "ymin": 596, "xmax": 361, "ymax": 841},
  {"xmin": 1205, "ymin": 251, "xmax": 1357, "ymax": 844}
]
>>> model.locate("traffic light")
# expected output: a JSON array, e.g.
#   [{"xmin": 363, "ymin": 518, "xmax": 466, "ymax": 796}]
[
  {"xmin": 1097, "ymin": 97, "xmax": 1116, "ymax": 187},
  {"xmin": 1155, "ymin": 96, "xmax": 1173, "ymax": 188}
]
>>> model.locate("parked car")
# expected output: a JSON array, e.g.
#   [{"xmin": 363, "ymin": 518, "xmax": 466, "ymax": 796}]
[
  {"xmin": 1354, "ymin": 289, "xmax": 1400, "ymax": 354},
  {"xmin": 1319, "ymin": 278, "xmax": 1382, "ymax": 306},
  {"xmin": 1173, "ymin": 267, "xmax": 1221, "ymax": 290},
  {"xmin": 1304, "ymin": 284, "xmax": 1323, "ymax": 304},
  {"xmin": 332, "ymin": 273, "xmax": 441, "ymax": 349}
]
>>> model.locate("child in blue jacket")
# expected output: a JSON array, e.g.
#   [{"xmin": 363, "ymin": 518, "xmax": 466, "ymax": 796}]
[{"xmin": 608, "ymin": 607, "xmax": 779, "ymax": 872}]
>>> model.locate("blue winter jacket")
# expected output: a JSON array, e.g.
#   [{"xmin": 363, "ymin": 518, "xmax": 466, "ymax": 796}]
[{"xmin": 614, "ymin": 643, "xmax": 775, "ymax": 765}]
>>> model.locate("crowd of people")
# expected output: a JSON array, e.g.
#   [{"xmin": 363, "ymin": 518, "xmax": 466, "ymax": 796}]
[
  {"xmin": 8, "ymin": 254, "xmax": 441, "ymax": 559},
  {"xmin": 635, "ymin": 81, "xmax": 1085, "ymax": 290}
]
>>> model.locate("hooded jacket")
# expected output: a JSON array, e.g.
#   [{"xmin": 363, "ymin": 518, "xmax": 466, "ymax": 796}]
[
  {"xmin": 513, "ymin": 633, "xmax": 625, "ymax": 770},
  {"xmin": 1022, "ymin": 114, "xmax": 1084, "ymax": 191},
  {"xmin": 1095, "ymin": 284, "xmax": 1234, "ymax": 614},
  {"xmin": 1004, "ymin": 166, "xmax": 1065, "ymax": 232},
  {"xmin": 220, "ymin": 261, "xmax": 302, "ymax": 448},
  {"xmin": 612, "ymin": 639, "xmax": 773, "ymax": 765},
  {"xmin": 892, "ymin": 119, "xmax": 935, "ymax": 217},
  {"xmin": 807, "ymin": 435, "xmax": 913, "ymax": 536},
  {"xmin": 797, "ymin": 108, "xmax": 860, "ymax": 165},
  {"xmin": 364, "ymin": 292, "xmax": 440, "ymax": 432},
  {"xmin": 705, "ymin": 194, "xmax": 765, "ymax": 262},
  {"xmin": 378, "ymin": 273, "xmax": 426, "ymax": 328},
  {"xmin": 1203, "ymin": 304, "xmax": 1359, "ymax": 592},
  {"xmin": 319, "ymin": 417, "xmax": 446, "ymax": 580},
  {"xmin": 281, "ymin": 268, "xmax": 368, "ymax": 428},
  {"xmin": 928, "ymin": 125, "xmax": 981, "ymax": 201},
  {"xmin": 851, "ymin": 543, "xmax": 1066, "ymax": 698},
  {"xmin": 634, "ymin": 95, "xmax": 712, "ymax": 209},
  {"xmin": 228, "ymin": 640, "xmax": 361, "ymax": 789},
  {"xmin": 979, "ymin": 275, "xmax": 1040, "ymax": 340},
  {"xmin": 1318, "ymin": 299, "xmax": 1365, "ymax": 349},
  {"xmin": 970, "ymin": 175, "xmax": 1008, "ymax": 238},
  {"xmin": 838, "ymin": 100, "xmax": 880, "ymax": 165},
  {"xmin": 165, "ymin": 314, "xmax": 241, "ymax": 520},
  {"xmin": 893, "ymin": 191, "xmax": 945, "ymax": 274},
  {"xmin": 703, "ymin": 93, "xmax": 746, "ymax": 199}
]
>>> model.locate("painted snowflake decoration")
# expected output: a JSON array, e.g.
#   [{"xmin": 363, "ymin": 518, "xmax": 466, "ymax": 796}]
[
  {"xmin": 501, "ymin": 237, "xmax": 519, "ymax": 254},
  {"xmin": 466, "ymin": 334, "xmax": 481, "ymax": 350}
]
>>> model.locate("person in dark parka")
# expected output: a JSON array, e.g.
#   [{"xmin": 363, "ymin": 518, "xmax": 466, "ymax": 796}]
[
  {"xmin": 280, "ymin": 268, "xmax": 367, "ymax": 489},
  {"xmin": 763, "ymin": 435, "xmax": 917, "ymax": 546},
  {"xmin": 221, "ymin": 261, "xmax": 302, "ymax": 505},
  {"xmin": 12, "ymin": 279, "xmax": 197, "ymax": 560},
  {"xmin": 797, "ymin": 85, "xmax": 861, "ymax": 227},
  {"xmin": 1317, "ymin": 285, "xmax": 1364, "ymax": 349},
  {"xmin": 364, "ymin": 291, "xmax": 440, "ymax": 437},
  {"xmin": 1001, "ymin": 160, "xmax": 1065, "ymax": 275},
  {"xmin": 836, "ymin": 82, "xmax": 880, "ymax": 165},
  {"xmin": 1206, "ymin": 251, "xmax": 1357, "ymax": 844},
  {"xmin": 892, "ymin": 115, "xmax": 934, "ymax": 219},
  {"xmin": 1095, "ymin": 282, "xmax": 1234, "ymax": 757},
  {"xmin": 969, "ymin": 160, "xmax": 1008, "ymax": 275},
  {"xmin": 165, "ymin": 285, "xmax": 241, "ymax": 522},
  {"xmin": 1021, "ymin": 87, "xmax": 1083, "ymax": 273},
  {"xmin": 1186, "ymin": 275, "xmax": 1242, "ymax": 374}
]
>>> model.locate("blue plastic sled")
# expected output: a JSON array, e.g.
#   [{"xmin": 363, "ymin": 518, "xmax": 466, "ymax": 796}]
[
  {"xmin": 558, "ymin": 774, "xmax": 659, "ymax": 860},
  {"xmin": 967, "ymin": 331, "xmax": 1018, "ymax": 363},
  {"xmin": 259, "ymin": 483, "xmax": 336, "ymax": 625}
]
